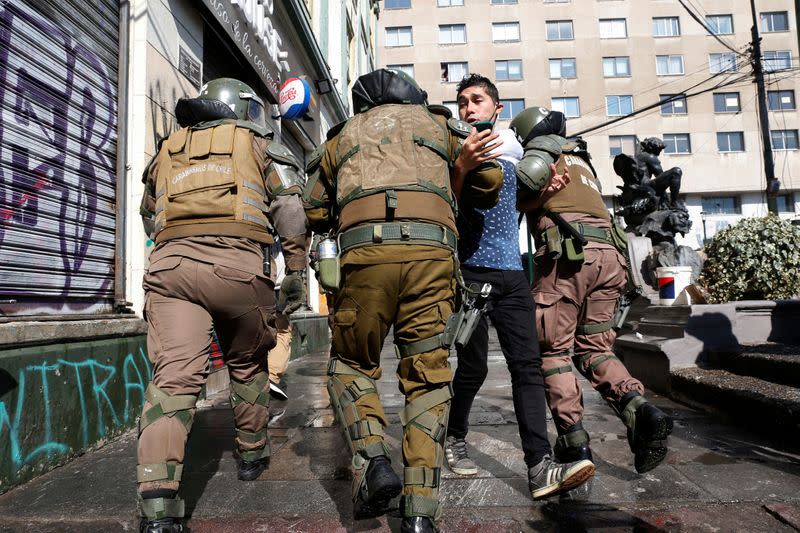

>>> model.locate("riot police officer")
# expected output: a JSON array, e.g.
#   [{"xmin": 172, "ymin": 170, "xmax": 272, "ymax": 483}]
[
  {"xmin": 303, "ymin": 68, "xmax": 502, "ymax": 533},
  {"xmin": 136, "ymin": 78, "xmax": 308, "ymax": 532},
  {"xmin": 511, "ymin": 106, "xmax": 673, "ymax": 475}
]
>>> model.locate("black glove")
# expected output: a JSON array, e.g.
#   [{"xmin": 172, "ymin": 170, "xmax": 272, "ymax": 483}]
[{"xmin": 278, "ymin": 270, "xmax": 307, "ymax": 315}]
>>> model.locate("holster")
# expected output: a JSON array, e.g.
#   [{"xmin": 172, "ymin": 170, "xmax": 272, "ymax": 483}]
[{"xmin": 544, "ymin": 226, "xmax": 563, "ymax": 259}]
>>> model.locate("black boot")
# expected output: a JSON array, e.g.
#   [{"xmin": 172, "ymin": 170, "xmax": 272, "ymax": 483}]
[
  {"xmin": 139, "ymin": 490, "xmax": 183, "ymax": 533},
  {"xmin": 139, "ymin": 517, "xmax": 183, "ymax": 533},
  {"xmin": 618, "ymin": 392, "xmax": 673, "ymax": 474},
  {"xmin": 238, "ymin": 456, "xmax": 269, "ymax": 481},
  {"xmin": 401, "ymin": 516, "xmax": 437, "ymax": 533},
  {"xmin": 553, "ymin": 422, "xmax": 593, "ymax": 463},
  {"xmin": 353, "ymin": 455, "xmax": 402, "ymax": 519}
]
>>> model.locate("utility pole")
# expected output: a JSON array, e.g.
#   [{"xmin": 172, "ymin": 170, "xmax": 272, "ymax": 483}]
[{"xmin": 750, "ymin": 0, "xmax": 780, "ymax": 215}]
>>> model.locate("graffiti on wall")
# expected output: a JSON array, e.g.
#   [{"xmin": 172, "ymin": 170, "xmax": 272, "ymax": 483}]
[
  {"xmin": 0, "ymin": 3, "xmax": 117, "ymax": 300},
  {"xmin": 0, "ymin": 347, "xmax": 151, "ymax": 472}
]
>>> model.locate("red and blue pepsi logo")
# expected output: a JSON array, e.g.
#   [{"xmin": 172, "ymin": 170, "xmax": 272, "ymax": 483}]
[
  {"xmin": 658, "ymin": 276, "xmax": 675, "ymax": 299},
  {"xmin": 279, "ymin": 77, "xmax": 311, "ymax": 120}
]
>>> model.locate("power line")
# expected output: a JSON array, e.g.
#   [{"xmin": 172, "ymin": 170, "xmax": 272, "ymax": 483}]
[{"xmin": 677, "ymin": 0, "xmax": 743, "ymax": 56}]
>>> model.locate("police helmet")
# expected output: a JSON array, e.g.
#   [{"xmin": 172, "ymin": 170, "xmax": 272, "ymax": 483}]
[
  {"xmin": 351, "ymin": 68, "xmax": 428, "ymax": 114},
  {"xmin": 510, "ymin": 106, "xmax": 567, "ymax": 146},
  {"xmin": 175, "ymin": 78, "xmax": 267, "ymax": 130}
]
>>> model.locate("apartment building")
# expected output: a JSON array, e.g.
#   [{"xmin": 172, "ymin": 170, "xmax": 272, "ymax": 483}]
[{"xmin": 379, "ymin": 0, "xmax": 799, "ymax": 246}]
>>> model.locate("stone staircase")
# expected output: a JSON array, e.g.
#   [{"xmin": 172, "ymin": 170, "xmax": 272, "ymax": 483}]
[{"xmin": 614, "ymin": 300, "xmax": 800, "ymax": 439}]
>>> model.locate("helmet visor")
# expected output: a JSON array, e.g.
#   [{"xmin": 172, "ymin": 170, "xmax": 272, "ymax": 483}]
[{"xmin": 241, "ymin": 91, "xmax": 267, "ymax": 129}]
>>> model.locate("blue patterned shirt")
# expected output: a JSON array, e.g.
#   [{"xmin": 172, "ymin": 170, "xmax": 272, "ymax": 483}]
[{"xmin": 457, "ymin": 129, "xmax": 523, "ymax": 271}]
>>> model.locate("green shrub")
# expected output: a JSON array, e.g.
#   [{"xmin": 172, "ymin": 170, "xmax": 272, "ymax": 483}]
[{"xmin": 700, "ymin": 215, "xmax": 800, "ymax": 302}]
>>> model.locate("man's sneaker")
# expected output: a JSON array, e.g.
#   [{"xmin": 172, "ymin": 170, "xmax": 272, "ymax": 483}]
[
  {"xmin": 528, "ymin": 455, "xmax": 595, "ymax": 500},
  {"xmin": 269, "ymin": 379, "xmax": 288, "ymax": 401},
  {"xmin": 444, "ymin": 435, "xmax": 478, "ymax": 476}
]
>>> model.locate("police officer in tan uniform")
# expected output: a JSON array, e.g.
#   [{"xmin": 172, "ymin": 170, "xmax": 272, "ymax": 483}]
[
  {"xmin": 512, "ymin": 107, "xmax": 673, "ymax": 476},
  {"xmin": 137, "ymin": 78, "xmax": 308, "ymax": 533},
  {"xmin": 303, "ymin": 68, "xmax": 502, "ymax": 533}
]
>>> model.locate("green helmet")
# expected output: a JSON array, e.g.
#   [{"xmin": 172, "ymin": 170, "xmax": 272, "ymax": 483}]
[
  {"xmin": 197, "ymin": 77, "xmax": 267, "ymax": 129},
  {"xmin": 510, "ymin": 106, "xmax": 567, "ymax": 146}
]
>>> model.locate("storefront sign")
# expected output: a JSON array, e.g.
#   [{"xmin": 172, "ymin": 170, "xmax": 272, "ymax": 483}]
[{"xmin": 201, "ymin": 0, "xmax": 291, "ymax": 99}]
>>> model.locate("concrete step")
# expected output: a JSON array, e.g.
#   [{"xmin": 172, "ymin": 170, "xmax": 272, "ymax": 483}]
[
  {"xmin": 711, "ymin": 344, "xmax": 800, "ymax": 388},
  {"xmin": 670, "ymin": 367, "xmax": 800, "ymax": 439}
]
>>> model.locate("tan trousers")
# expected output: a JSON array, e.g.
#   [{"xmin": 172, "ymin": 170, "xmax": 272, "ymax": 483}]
[
  {"xmin": 138, "ymin": 255, "xmax": 276, "ymax": 492},
  {"xmin": 331, "ymin": 254, "xmax": 455, "ymax": 500},
  {"xmin": 533, "ymin": 245, "xmax": 644, "ymax": 432},
  {"xmin": 268, "ymin": 313, "xmax": 292, "ymax": 383}
]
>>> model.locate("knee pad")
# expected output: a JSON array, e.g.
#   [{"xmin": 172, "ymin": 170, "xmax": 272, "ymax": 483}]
[
  {"xmin": 326, "ymin": 358, "xmax": 385, "ymax": 457},
  {"xmin": 138, "ymin": 383, "xmax": 197, "ymax": 436},
  {"xmin": 229, "ymin": 372, "xmax": 271, "ymax": 460}
]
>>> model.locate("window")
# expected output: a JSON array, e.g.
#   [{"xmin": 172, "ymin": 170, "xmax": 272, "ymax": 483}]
[
  {"xmin": 549, "ymin": 58, "xmax": 577, "ymax": 79},
  {"xmin": 437, "ymin": 0, "xmax": 464, "ymax": 6},
  {"xmin": 771, "ymin": 130, "xmax": 799, "ymax": 150},
  {"xmin": 663, "ymin": 133, "xmax": 691, "ymax": 154},
  {"xmin": 702, "ymin": 196, "xmax": 741, "ymax": 214},
  {"xmin": 761, "ymin": 11, "xmax": 789, "ymax": 32},
  {"xmin": 546, "ymin": 20, "xmax": 573, "ymax": 41},
  {"xmin": 496, "ymin": 59, "xmax": 523, "ymax": 81},
  {"xmin": 768, "ymin": 90, "xmax": 796, "ymax": 111},
  {"xmin": 499, "ymin": 99, "xmax": 525, "ymax": 120},
  {"xmin": 764, "ymin": 51, "xmax": 792, "ymax": 72},
  {"xmin": 713, "ymin": 92, "xmax": 740, "ymax": 113},
  {"xmin": 443, "ymin": 100, "xmax": 459, "ymax": 117},
  {"xmin": 440, "ymin": 62, "xmax": 468, "ymax": 83},
  {"xmin": 544, "ymin": 0, "xmax": 569, "ymax": 3},
  {"xmin": 656, "ymin": 55, "xmax": 684, "ymax": 75},
  {"xmin": 493, "ymin": 22, "xmax": 520, "ymax": 42},
  {"xmin": 552, "ymin": 97, "xmax": 580, "ymax": 118},
  {"xmin": 709, "ymin": 52, "xmax": 738, "ymax": 73},
  {"xmin": 385, "ymin": 0, "xmax": 411, "ymax": 8},
  {"xmin": 386, "ymin": 26, "xmax": 412, "ymax": 47},
  {"xmin": 603, "ymin": 56, "xmax": 630, "ymax": 77},
  {"xmin": 387, "ymin": 64, "xmax": 414, "ymax": 78},
  {"xmin": 609, "ymin": 135, "xmax": 636, "ymax": 157},
  {"xmin": 491, "ymin": 0, "xmax": 517, "ymax": 4},
  {"xmin": 717, "ymin": 132, "xmax": 745, "ymax": 152},
  {"xmin": 660, "ymin": 94, "xmax": 687, "ymax": 115},
  {"xmin": 439, "ymin": 24, "xmax": 466, "ymax": 44},
  {"xmin": 599, "ymin": 18, "xmax": 627, "ymax": 38},
  {"xmin": 606, "ymin": 95, "xmax": 633, "ymax": 116},
  {"xmin": 777, "ymin": 193, "xmax": 795, "ymax": 213},
  {"xmin": 653, "ymin": 17, "xmax": 680, "ymax": 37},
  {"xmin": 706, "ymin": 14, "xmax": 733, "ymax": 35}
]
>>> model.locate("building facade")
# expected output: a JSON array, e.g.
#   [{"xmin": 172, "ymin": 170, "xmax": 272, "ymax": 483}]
[{"xmin": 379, "ymin": 0, "xmax": 799, "ymax": 246}]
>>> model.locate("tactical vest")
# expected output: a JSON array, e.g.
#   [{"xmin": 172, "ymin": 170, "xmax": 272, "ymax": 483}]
[
  {"xmin": 153, "ymin": 120, "xmax": 274, "ymax": 244},
  {"xmin": 543, "ymin": 146, "xmax": 610, "ymax": 222},
  {"xmin": 333, "ymin": 104, "xmax": 456, "ymax": 232}
]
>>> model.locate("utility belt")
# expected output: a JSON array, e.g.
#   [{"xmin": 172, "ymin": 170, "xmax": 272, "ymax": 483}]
[
  {"xmin": 339, "ymin": 221, "xmax": 457, "ymax": 254},
  {"xmin": 539, "ymin": 221, "xmax": 628, "ymax": 262},
  {"xmin": 310, "ymin": 222, "xmax": 457, "ymax": 293}
]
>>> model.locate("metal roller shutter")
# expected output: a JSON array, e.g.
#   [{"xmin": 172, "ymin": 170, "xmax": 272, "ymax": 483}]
[{"xmin": 0, "ymin": 0, "xmax": 119, "ymax": 315}]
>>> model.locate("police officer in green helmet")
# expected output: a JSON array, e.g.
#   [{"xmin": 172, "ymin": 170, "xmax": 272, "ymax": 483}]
[
  {"xmin": 512, "ymin": 106, "xmax": 673, "ymax": 478},
  {"xmin": 304, "ymin": 68, "xmax": 502, "ymax": 533},
  {"xmin": 136, "ymin": 77, "xmax": 308, "ymax": 532}
]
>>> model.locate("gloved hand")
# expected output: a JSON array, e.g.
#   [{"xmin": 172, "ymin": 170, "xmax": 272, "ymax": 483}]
[{"xmin": 278, "ymin": 270, "xmax": 307, "ymax": 315}]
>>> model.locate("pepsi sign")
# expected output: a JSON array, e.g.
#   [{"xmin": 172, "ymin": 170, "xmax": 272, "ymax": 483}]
[{"xmin": 279, "ymin": 77, "xmax": 311, "ymax": 120}]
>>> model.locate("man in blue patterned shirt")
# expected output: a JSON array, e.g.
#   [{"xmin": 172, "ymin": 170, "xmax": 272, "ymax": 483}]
[{"xmin": 444, "ymin": 74, "xmax": 594, "ymax": 500}]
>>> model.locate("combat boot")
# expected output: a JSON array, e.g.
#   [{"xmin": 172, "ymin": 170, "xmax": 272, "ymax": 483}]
[
  {"xmin": 401, "ymin": 516, "xmax": 437, "ymax": 533},
  {"xmin": 139, "ymin": 517, "xmax": 183, "ymax": 533},
  {"xmin": 238, "ymin": 456, "xmax": 269, "ymax": 481},
  {"xmin": 353, "ymin": 455, "xmax": 402, "ymax": 519},
  {"xmin": 617, "ymin": 391, "xmax": 673, "ymax": 473},
  {"xmin": 553, "ymin": 422, "xmax": 593, "ymax": 463}
]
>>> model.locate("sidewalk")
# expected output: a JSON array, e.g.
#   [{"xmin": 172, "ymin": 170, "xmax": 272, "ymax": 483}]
[{"xmin": 1, "ymin": 330, "xmax": 799, "ymax": 532}]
